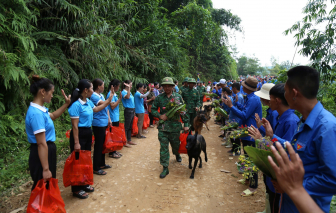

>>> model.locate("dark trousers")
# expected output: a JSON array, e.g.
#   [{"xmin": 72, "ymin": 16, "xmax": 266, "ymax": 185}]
[
  {"xmin": 92, "ymin": 126, "xmax": 107, "ymax": 171},
  {"xmin": 230, "ymin": 138, "xmax": 240, "ymax": 153},
  {"xmin": 29, "ymin": 142, "xmax": 57, "ymax": 191},
  {"xmin": 149, "ymin": 112, "xmax": 154, "ymax": 125},
  {"xmin": 263, "ymin": 174, "xmax": 280, "ymax": 213},
  {"xmin": 124, "ymin": 108, "xmax": 135, "ymax": 141},
  {"xmin": 110, "ymin": 122, "xmax": 120, "ymax": 155},
  {"xmin": 242, "ymin": 140, "xmax": 258, "ymax": 189},
  {"xmin": 189, "ymin": 112, "xmax": 196, "ymax": 131},
  {"xmin": 70, "ymin": 127, "xmax": 92, "ymax": 192}
]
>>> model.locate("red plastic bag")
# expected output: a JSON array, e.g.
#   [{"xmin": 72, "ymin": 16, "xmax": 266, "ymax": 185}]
[
  {"xmin": 206, "ymin": 97, "xmax": 210, "ymax": 101},
  {"xmin": 143, "ymin": 114, "xmax": 150, "ymax": 129},
  {"xmin": 63, "ymin": 150, "xmax": 93, "ymax": 187},
  {"xmin": 131, "ymin": 116, "xmax": 139, "ymax": 136},
  {"xmin": 119, "ymin": 123, "xmax": 127, "ymax": 145},
  {"xmin": 27, "ymin": 178, "xmax": 65, "ymax": 213},
  {"xmin": 178, "ymin": 131, "xmax": 192, "ymax": 154},
  {"xmin": 103, "ymin": 126, "xmax": 124, "ymax": 153},
  {"xmin": 203, "ymin": 95, "xmax": 207, "ymax": 102}
]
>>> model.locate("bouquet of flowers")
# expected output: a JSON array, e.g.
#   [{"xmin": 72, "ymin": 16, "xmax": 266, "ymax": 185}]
[
  {"xmin": 236, "ymin": 155, "xmax": 259, "ymax": 182},
  {"xmin": 243, "ymin": 137, "xmax": 279, "ymax": 180},
  {"xmin": 229, "ymin": 125, "xmax": 249, "ymax": 139},
  {"xmin": 160, "ymin": 98, "xmax": 186, "ymax": 124},
  {"xmin": 214, "ymin": 107, "xmax": 228, "ymax": 119},
  {"xmin": 221, "ymin": 121, "xmax": 239, "ymax": 131}
]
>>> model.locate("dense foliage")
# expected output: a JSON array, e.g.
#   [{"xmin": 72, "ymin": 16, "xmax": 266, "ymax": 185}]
[{"xmin": 0, "ymin": 0, "xmax": 241, "ymax": 193}]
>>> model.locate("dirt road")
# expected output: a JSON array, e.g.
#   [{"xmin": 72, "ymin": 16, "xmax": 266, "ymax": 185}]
[{"xmin": 4, "ymin": 116, "xmax": 266, "ymax": 213}]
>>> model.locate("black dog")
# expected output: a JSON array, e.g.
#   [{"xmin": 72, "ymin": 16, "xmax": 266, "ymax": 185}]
[
  {"xmin": 203, "ymin": 105, "xmax": 214, "ymax": 118},
  {"xmin": 185, "ymin": 133, "xmax": 208, "ymax": 179}
]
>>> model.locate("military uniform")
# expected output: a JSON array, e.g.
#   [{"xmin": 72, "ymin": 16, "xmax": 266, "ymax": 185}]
[
  {"xmin": 196, "ymin": 83, "xmax": 206, "ymax": 110},
  {"xmin": 182, "ymin": 78, "xmax": 201, "ymax": 131},
  {"xmin": 151, "ymin": 77, "xmax": 189, "ymax": 178},
  {"xmin": 180, "ymin": 77, "xmax": 189, "ymax": 94}
]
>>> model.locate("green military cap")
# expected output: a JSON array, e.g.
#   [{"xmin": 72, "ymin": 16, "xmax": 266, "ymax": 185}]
[
  {"xmin": 188, "ymin": 78, "xmax": 196, "ymax": 83},
  {"xmin": 161, "ymin": 77, "xmax": 175, "ymax": 85},
  {"xmin": 183, "ymin": 77, "xmax": 189, "ymax": 83}
]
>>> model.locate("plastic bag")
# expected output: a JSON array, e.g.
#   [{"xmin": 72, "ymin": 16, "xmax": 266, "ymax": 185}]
[
  {"xmin": 203, "ymin": 95, "xmax": 207, "ymax": 102},
  {"xmin": 131, "ymin": 116, "xmax": 139, "ymax": 136},
  {"xmin": 27, "ymin": 178, "xmax": 66, "ymax": 213},
  {"xmin": 143, "ymin": 114, "xmax": 150, "ymax": 129},
  {"xmin": 178, "ymin": 131, "xmax": 192, "ymax": 154},
  {"xmin": 63, "ymin": 150, "xmax": 93, "ymax": 187},
  {"xmin": 119, "ymin": 123, "xmax": 127, "ymax": 145},
  {"xmin": 103, "ymin": 126, "xmax": 124, "ymax": 153}
]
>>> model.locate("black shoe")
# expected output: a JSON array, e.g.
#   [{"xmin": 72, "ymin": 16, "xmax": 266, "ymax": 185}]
[
  {"xmin": 176, "ymin": 154, "xmax": 182, "ymax": 162},
  {"xmin": 160, "ymin": 167, "xmax": 169, "ymax": 178},
  {"xmin": 218, "ymin": 134, "xmax": 225, "ymax": 137}
]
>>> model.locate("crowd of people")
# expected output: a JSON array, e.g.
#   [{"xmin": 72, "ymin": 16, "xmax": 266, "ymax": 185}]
[{"xmin": 25, "ymin": 66, "xmax": 336, "ymax": 212}]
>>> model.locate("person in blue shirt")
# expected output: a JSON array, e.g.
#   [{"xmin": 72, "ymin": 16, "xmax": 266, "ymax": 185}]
[
  {"xmin": 68, "ymin": 79, "xmax": 112, "ymax": 199},
  {"xmin": 90, "ymin": 79, "xmax": 112, "ymax": 176},
  {"xmin": 249, "ymin": 83, "xmax": 299, "ymax": 213},
  {"xmin": 174, "ymin": 80, "xmax": 179, "ymax": 93},
  {"xmin": 122, "ymin": 80, "xmax": 137, "ymax": 147},
  {"xmin": 240, "ymin": 84, "xmax": 247, "ymax": 95},
  {"xmin": 223, "ymin": 76, "xmax": 262, "ymax": 196},
  {"xmin": 262, "ymin": 66, "xmax": 336, "ymax": 213},
  {"xmin": 254, "ymin": 83, "xmax": 279, "ymax": 135},
  {"xmin": 26, "ymin": 75, "xmax": 70, "ymax": 190},
  {"xmin": 153, "ymin": 82, "xmax": 160, "ymax": 97},
  {"xmin": 257, "ymin": 80, "xmax": 262, "ymax": 91},
  {"xmin": 134, "ymin": 83, "xmax": 150, "ymax": 139},
  {"xmin": 226, "ymin": 82, "xmax": 244, "ymax": 151},
  {"xmin": 107, "ymin": 79, "xmax": 123, "ymax": 158}
]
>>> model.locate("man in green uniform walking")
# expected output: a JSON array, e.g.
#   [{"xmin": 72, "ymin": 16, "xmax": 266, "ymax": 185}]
[
  {"xmin": 180, "ymin": 77, "xmax": 189, "ymax": 94},
  {"xmin": 182, "ymin": 78, "xmax": 201, "ymax": 131},
  {"xmin": 196, "ymin": 81, "xmax": 206, "ymax": 110},
  {"xmin": 151, "ymin": 77, "xmax": 190, "ymax": 179}
]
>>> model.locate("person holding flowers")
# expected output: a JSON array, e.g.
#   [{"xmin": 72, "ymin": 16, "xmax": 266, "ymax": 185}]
[
  {"xmin": 261, "ymin": 66, "xmax": 336, "ymax": 213},
  {"xmin": 222, "ymin": 76, "xmax": 262, "ymax": 197},
  {"xmin": 151, "ymin": 77, "xmax": 190, "ymax": 179},
  {"xmin": 249, "ymin": 83, "xmax": 299, "ymax": 213}
]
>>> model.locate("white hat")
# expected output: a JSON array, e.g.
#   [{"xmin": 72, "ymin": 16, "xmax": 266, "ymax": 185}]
[
  {"xmin": 219, "ymin": 79, "xmax": 226, "ymax": 84},
  {"xmin": 254, "ymin": 83, "xmax": 275, "ymax": 100}
]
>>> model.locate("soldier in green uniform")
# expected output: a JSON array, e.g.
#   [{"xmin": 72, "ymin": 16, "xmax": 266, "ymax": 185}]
[
  {"xmin": 151, "ymin": 77, "xmax": 190, "ymax": 179},
  {"xmin": 196, "ymin": 81, "xmax": 206, "ymax": 110},
  {"xmin": 180, "ymin": 77, "xmax": 189, "ymax": 94},
  {"xmin": 182, "ymin": 78, "xmax": 201, "ymax": 131}
]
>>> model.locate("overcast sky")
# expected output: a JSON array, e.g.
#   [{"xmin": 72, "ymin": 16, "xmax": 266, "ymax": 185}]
[{"xmin": 212, "ymin": 0, "xmax": 311, "ymax": 67}]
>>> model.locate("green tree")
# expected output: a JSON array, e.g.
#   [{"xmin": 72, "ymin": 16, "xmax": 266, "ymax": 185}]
[{"xmin": 237, "ymin": 55, "xmax": 261, "ymax": 76}]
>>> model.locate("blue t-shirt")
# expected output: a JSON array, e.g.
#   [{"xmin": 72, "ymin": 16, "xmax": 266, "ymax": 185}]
[
  {"xmin": 121, "ymin": 90, "xmax": 135, "ymax": 109},
  {"xmin": 68, "ymin": 98, "xmax": 95, "ymax": 127},
  {"xmin": 107, "ymin": 91, "xmax": 119, "ymax": 122},
  {"xmin": 134, "ymin": 91, "xmax": 145, "ymax": 114},
  {"xmin": 240, "ymin": 85, "xmax": 247, "ymax": 95},
  {"xmin": 90, "ymin": 92, "xmax": 108, "ymax": 127},
  {"xmin": 25, "ymin": 103, "xmax": 56, "ymax": 144}
]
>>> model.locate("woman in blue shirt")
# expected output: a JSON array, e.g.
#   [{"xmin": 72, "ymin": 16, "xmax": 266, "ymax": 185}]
[
  {"xmin": 90, "ymin": 79, "xmax": 112, "ymax": 176},
  {"xmin": 135, "ymin": 83, "xmax": 150, "ymax": 139},
  {"xmin": 106, "ymin": 79, "xmax": 122, "ymax": 158},
  {"xmin": 25, "ymin": 75, "xmax": 70, "ymax": 190},
  {"xmin": 68, "ymin": 79, "xmax": 112, "ymax": 199},
  {"xmin": 121, "ymin": 80, "xmax": 136, "ymax": 147}
]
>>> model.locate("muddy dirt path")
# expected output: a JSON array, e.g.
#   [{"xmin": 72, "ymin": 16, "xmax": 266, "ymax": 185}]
[{"xmin": 4, "ymin": 111, "xmax": 266, "ymax": 213}]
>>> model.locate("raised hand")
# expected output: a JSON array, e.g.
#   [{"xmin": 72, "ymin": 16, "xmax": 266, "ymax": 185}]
[
  {"xmin": 255, "ymin": 113, "xmax": 262, "ymax": 128},
  {"xmin": 248, "ymin": 125, "xmax": 262, "ymax": 140},
  {"xmin": 110, "ymin": 85, "xmax": 115, "ymax": 94},
  {"xmin": 61, "ymin": 89, "xmax": 71, "ymax": 105},
  {"xmin": 262, "ymin": 118, "xmax": 273, "ymax": 137},
  {"xmin": 222, "ymin": 95, "xmax": 233, "ymax": 108}
]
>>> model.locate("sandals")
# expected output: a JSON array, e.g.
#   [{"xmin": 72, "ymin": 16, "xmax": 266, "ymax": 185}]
[
  {"xmin": 237, "ymin": 179, "xmax": 249, "ymax": 185},
  {"xmin": 83, "ymin": 185, "xmax": 95, "ymax": 192},
  {"xmin": 124, "ymin": 143, "xmax": 132, "ymax": 148},
  {"xmin": 109, "ymin": 152, "xmax": 121, "ymax": 158},
  {"xmin": 73, "ymin": 190, "xmax": 89, "ymax": 199},
  {"xmin": 100, "ymin": 164, "xmax": 112, "ymax": 169},
  {"xmin": 128, "ymin": 141, "xmax": 137, "ymax": 145},
  {"xmin": 94, "ymin": 170, "xmax": 107, "ymax": 175},
  {"xmin": 241, "ymin": 189, "xmax": 257, "ymax": 197}
]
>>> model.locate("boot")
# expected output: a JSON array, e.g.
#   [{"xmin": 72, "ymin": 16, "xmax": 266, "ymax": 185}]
[
  {"xmin": 160, "ymin": 167, "xmax": 169, "ymax": 179},
  {"xmin": 257, "ymin": 193, "xmax": 271, "ymax": 213},
  {"xmin": 176, "ymin": 154, "xmax": 182, "ymax": 162}
]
